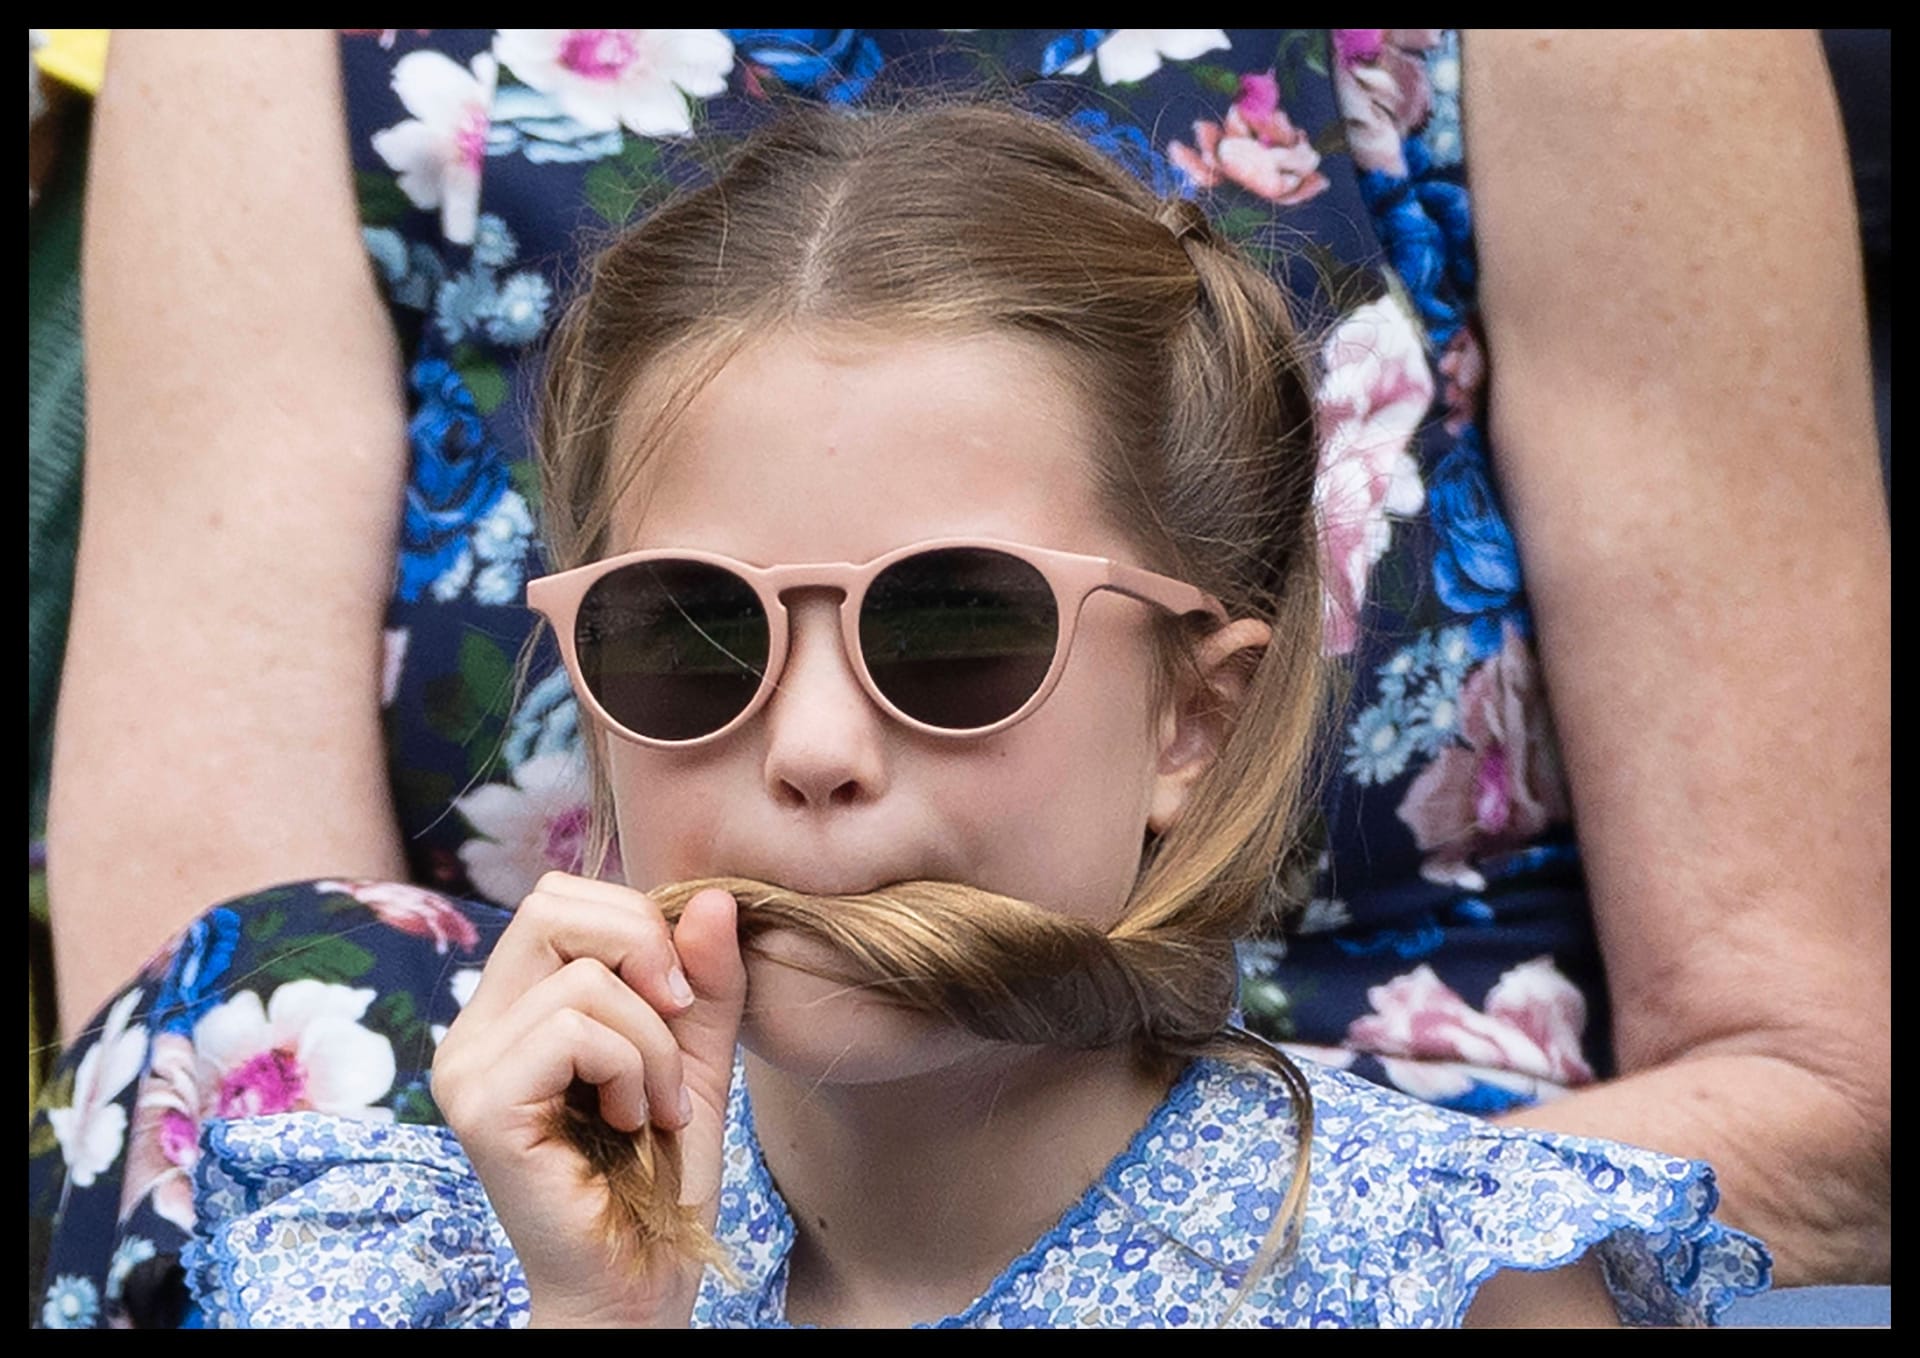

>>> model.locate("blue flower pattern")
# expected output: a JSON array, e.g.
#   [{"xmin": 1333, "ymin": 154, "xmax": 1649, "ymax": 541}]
[
  {"xmin": 41, "ymin": 1274, "xmax": 100, "ymax": 1329},
  {"xmin": 485, "ymin": 84, "xmax": 624, "ymax": 165},
  {"xmin": 1355, "ymin": 136, "xmax": 1475, "ymax": 349},
  {"xmin": 500, "ymin": 667, "xmax": 581, "ymax": 769},
  {"xmin": 180, "ymin": 1055, "xmax": 1768, "ymax": 1327},
  {"xmin": 362, "ymin": 228, "xmax": 448, "ymax": 314},
  {"xmin": 1428, "ymin": 431, "xmax": 1525, "ymax": 645},
  {"xmin": 396, "ymin": 360, "xmax": 512, "ymax": 605},
  {"xmin": 148, "ymin": 907, "xmax": 242, "ymax": 1037},
  {"xmin": 727, "ymin": 30, "xmax": 884, "ymax": 104},
  {"xmin": 1344, "ymin": 626, "xmax": 1478, "ymax": 787},
  {"xmin": 430, "ymin": 213, "xmax": 555, "ymax": 353},
  {"xmin": 1068, "ymin": 109, "xmax": 1195, "ymax": 200},
  {"xmin": 1040, "ymin": 30, "xmax": 1112, "ymax": 78}
]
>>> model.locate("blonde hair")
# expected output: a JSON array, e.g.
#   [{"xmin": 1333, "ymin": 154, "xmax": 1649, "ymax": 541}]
[{"xmin": 531, "ymin": 100, "xmax": 1335, "ymax": 1311}]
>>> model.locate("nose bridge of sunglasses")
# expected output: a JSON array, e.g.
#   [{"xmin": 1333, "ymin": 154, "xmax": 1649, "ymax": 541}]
[
  {"xmin": 771, "ymin": 581, "xmax": 853, "ymax": 608},
  {"xmin": 766, "ymin": 585, "xmax": 860, "ymax": 677}
]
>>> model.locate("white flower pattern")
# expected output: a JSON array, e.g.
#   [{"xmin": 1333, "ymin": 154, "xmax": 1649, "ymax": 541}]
[
  {"xmin": 47, "ymin": 988, "xmax": 148, "ymax": 1189},
  {"xmin": 492, "ymin": 29, "xmax": 733, "ymax": 138},
  {"xmin": 454, "ymin": 749, "xmax": 601, "ymax": 907},
  {"xmin": 370, "ymin": 50, "xmax": 498, "ymax": 246},
  {"xmin": 1059, "ymin": 30, "xmax": 1230, "ymax": 85}
]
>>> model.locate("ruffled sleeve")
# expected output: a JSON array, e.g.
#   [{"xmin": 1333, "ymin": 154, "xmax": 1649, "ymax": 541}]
[
  {"xmin": 1370, "ymin": 1123, "xmax": 1772, "ymax": 1327},
  {"xmin": 182, "ymin": 1113, "xmax": 529, "ymax": 1328}
]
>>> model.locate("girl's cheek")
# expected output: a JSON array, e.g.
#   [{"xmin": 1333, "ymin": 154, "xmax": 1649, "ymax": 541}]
[
  {"xmin": 614, "ymin": 770, "xmax": 721, "ymax": 887},
  {"xmin": 659, "ymin": 812, "xmax": 720, "ymax": 884}
]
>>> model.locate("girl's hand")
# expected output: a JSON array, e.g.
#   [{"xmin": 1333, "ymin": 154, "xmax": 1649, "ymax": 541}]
[{"xmin": 431, "ymin": 873, "xmax": 746, "ymax": 1328}]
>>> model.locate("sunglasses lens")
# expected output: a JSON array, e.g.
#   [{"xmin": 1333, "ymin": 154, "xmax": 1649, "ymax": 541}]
[
  {"xmin": 861, "ymin": 548, "xmax": 1059, "ymax": 730},
  {"xmin": 576, "ymin": 560, "xmax": 770, "ymax": 741}
]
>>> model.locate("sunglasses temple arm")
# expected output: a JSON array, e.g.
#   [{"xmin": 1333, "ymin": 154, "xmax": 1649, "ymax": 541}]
[{"xmin": 1101, "ymin": 563, "xmax": 1230, "ymax": 625}]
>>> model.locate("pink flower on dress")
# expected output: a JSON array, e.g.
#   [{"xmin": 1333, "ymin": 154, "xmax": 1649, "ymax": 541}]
[
  {"xmin": 1332, "ymin": 28, "xmax": 1443, "ymax": 176},
  {"xmin": 492, "ymin": 29, "xmax": 734, "ymax": 138},
  {"xmin": 1166, "ymin": 73, "xmax": 1330, "ymax": 205},
  {"xmin": 369, "ymin": 49, "xmax": 498, "ymax": 245},
  {"xmin": 1484, "ymin": 957, "xmax": 1593, "ymax": 1085},
  {"xmin": 1332, "ymin": 30, "xmax": 1386, "ymax": 67},
  {"xmin": 1348, "ymin": 957, "xmax": 1593, "ymax": 1086},
  {"xmin": 1395, "ymin": 622, "xmax": 1571, "ymax": 890},
  {"xmin": 47, "ymin": 988, "xmax": 148, "ymax": 1190},
  {"xmin": 315, "ymin": 879, "xmax": 480, "ymax": 954},
  {"xmin": 1437, "ymin": 321, "xmax": 1488, "ymax": 435},
  {"xmin": 1313, "ymin": 295, "xmax": 1433, "ymax": 656},
  {"xmin": 455, "ymin": 750, "xmax": 624, "ymax": 907},
  {"xmin": 119, "ymin": 1034, "xmax": 201, "ymax": 1231},
  {"xmin": 118, "ymin": 983, "xmax": 396, "ymax": 1231}
]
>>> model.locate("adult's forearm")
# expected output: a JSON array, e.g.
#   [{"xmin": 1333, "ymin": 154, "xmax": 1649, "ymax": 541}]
[
  {"xmin": 1489, "ymin": 1052, "xmax": 1889, "ymax": 1287},
  {"xmin": 1461, "ymin": 26, "xmax": 1890, "ymax": 1295},
  {"xmin": 47, "ymin": 30, "xmax": 412, "ymax": 1044}
]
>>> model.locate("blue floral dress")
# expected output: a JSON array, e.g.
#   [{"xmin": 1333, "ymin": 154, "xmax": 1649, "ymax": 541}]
[
  {"xmin": 181, "ymin": 1025, "xmax": 1765, "ymax": 1327},
  {"xmin": 32, "ymin": 29, "xmax": 1690, "ymax": 1326}
]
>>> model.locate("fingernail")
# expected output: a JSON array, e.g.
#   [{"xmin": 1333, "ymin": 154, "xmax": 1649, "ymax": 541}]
[
  {"xmin": 677, "ymin": 1085, "xmax": 694, "ymax": 1126},
  {"xmin": 666, "ymin": 967, "xmax": 695, "ymax": 1008}
]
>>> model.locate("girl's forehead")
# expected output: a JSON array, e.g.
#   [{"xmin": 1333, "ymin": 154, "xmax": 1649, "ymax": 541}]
[{"xmin": 610, "ymin": 328, "xmax": 1132, "ymax": 563}]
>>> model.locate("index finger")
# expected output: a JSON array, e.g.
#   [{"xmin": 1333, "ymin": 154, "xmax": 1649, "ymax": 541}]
[{"xmin": 459, "ymin": 872, "xmax": 693, "ymax": 1028}]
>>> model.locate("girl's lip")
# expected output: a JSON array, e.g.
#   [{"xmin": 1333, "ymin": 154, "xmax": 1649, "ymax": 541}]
[{"xmin": 730, "ymin": 864, "xmax": 923, "ymax": 897}]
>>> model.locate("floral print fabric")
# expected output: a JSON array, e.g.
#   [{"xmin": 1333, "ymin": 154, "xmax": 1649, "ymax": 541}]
[
  {"xmin": 36, "ymin": 29, "xmax": 1644, "ymax": 1324},
  {"xmin": 171, "ymin": 954, "xmax": 1769, "ymax": 1327},
  {"xmin": 33, "ymin": 882, "xmax": 496, "ymax": 1327}
]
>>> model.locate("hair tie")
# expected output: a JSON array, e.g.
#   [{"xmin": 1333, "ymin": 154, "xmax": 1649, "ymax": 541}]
[{"xmin": 1160, "ymin": 198, "xmax": 1212, "ymax": 247}]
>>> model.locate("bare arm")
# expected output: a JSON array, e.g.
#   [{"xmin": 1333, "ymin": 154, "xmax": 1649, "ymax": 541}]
[
  {"xmin": 1463, "ymin": 1256, "xmax": 1620, "ymax": 1329},
  {"xmin": 48, "ymin": 30, "xmax": 411, "ymax": 1041},
  {"xmin": 1462, "ymin": 30, "xmax": 1889, "ymax": 1285}
]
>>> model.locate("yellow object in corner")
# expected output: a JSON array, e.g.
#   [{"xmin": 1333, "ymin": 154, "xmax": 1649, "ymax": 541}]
[{"xmin": 35, "ymin": 29, "xmax": 110, "ymax": 96}]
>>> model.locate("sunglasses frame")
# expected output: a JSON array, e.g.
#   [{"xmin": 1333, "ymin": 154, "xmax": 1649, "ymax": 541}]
[{"xmin": 527, "ymin": 536, "xmax": 1228, "ymax": 749}]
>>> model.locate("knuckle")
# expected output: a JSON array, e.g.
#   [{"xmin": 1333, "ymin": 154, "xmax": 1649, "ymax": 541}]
[
  {"xmin": 555, "ymin": 1008, "xmax": 597, "ymax": 1046},
  {"xmin": 559, "ymin": 955, "xmax": 609, "ymax": 988},
  {"xmin": 429, "ymin": 1060, "xmax": 471, "ymax": 1128},
  {"xmin": 517, "ymin": 891, "xmax": 560, "ymax": 928}
]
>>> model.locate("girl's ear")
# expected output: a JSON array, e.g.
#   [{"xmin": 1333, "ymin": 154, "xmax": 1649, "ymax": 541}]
[{"xmin": 1147, "ymin": 618, "xmax": 1271, "ymax": 835}]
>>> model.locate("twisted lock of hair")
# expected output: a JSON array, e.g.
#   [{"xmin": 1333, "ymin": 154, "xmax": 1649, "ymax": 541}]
[{"xmin": 545, "ymin": 874, "xmax": 1315, "ymax": 1300}]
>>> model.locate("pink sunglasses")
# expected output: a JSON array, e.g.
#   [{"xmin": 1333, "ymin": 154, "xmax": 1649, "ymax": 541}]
[{"xmin": 527, "ymin": 536, "xmax": 1227, "ymax": 747}]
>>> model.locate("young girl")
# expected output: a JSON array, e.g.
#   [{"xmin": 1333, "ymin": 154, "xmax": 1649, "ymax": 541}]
[{"xmin": 154, "ymin": 103, "xmax": 1763, "ymax": 1327}]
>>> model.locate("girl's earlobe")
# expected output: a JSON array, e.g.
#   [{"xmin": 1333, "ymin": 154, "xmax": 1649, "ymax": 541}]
[{"xmin": 1147, "ymin": 618, "xmax": 1271, "ymax": 834}]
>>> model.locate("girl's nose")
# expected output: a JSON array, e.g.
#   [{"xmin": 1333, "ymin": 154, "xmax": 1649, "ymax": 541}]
[{"xmin": 759, "ymin": 593, "xmax": 890, "ymax": 811}]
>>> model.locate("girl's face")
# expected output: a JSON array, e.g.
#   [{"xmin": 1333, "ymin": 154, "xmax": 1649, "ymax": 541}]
[{"xmin": 605, "ymin": 328, "xmax": 1202, "ymax": 1083}]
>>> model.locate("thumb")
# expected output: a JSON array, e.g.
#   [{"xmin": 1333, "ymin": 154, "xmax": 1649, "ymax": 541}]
[{"xmin": 665, "ymin": 887, "xmax": 747, "ymax": 1105}]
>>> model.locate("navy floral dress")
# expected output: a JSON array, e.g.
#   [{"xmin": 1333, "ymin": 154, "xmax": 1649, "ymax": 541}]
[{"xmin": 33, "ymin": 30, "xmax": 1661, "ymax": 1326}]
